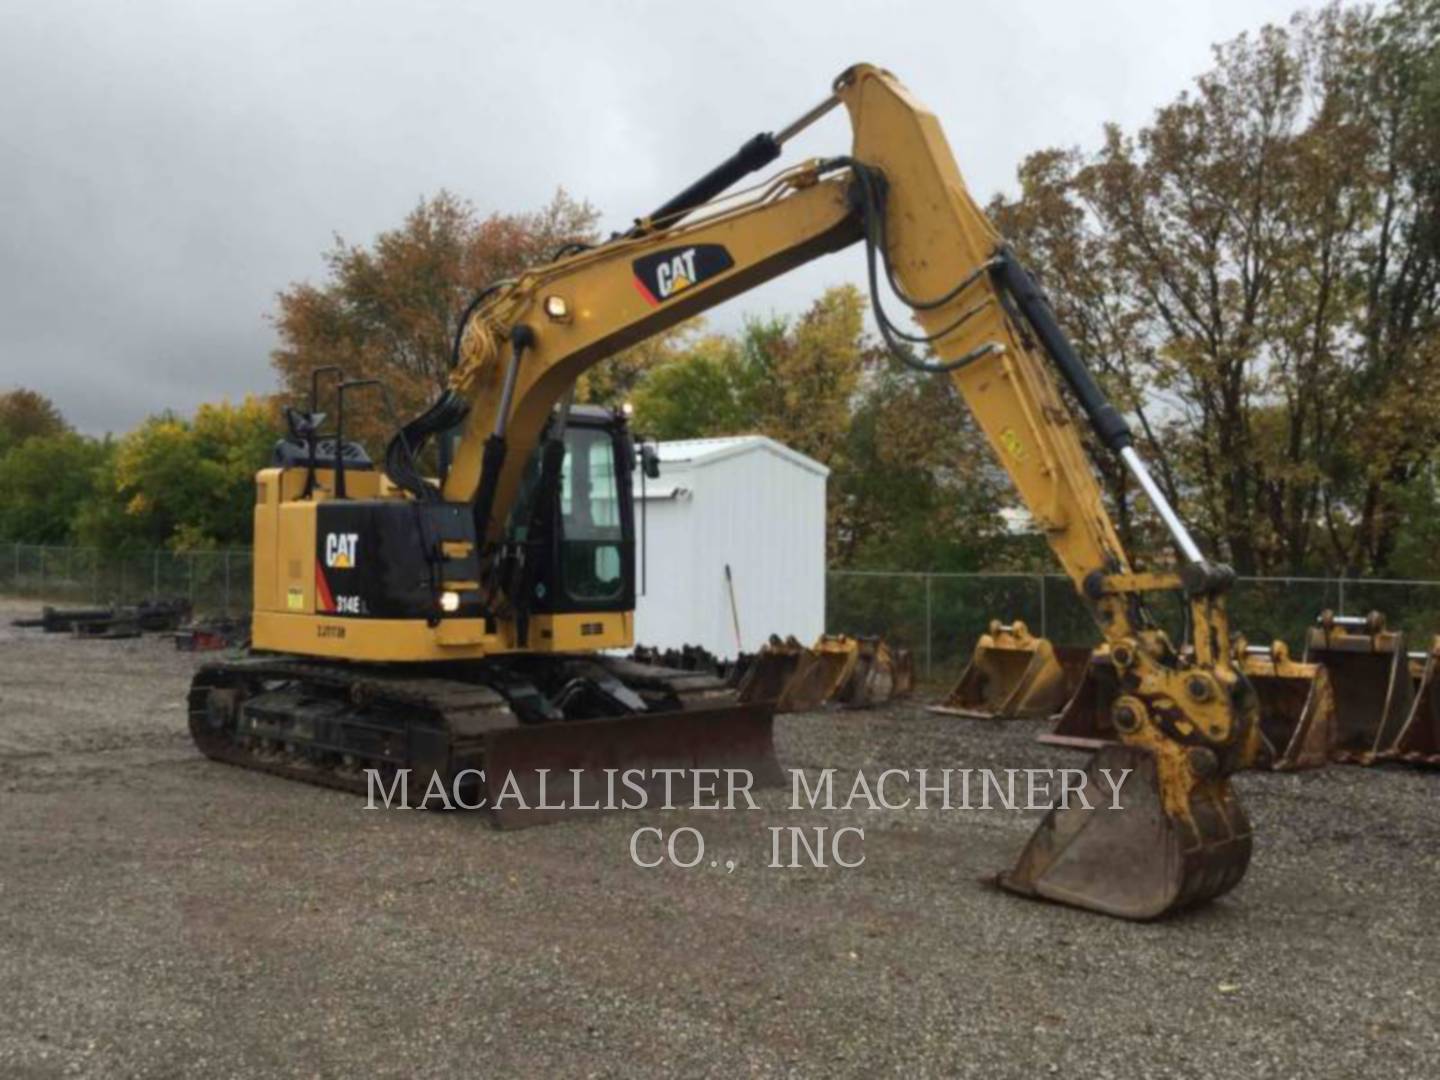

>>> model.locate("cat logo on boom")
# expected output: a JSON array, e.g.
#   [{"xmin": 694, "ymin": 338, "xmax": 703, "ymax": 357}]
[
  {"xmin": 632, "ymin": 244, "xmax": 734, "ymax": 306},
  {"xmin": 325, "ymin": 532, "xmax": 359, "ymax": 569}
]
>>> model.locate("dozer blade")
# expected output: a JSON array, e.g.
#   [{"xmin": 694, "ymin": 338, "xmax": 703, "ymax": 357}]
[
  {"xmin": 833, "ymin": 636, "xmax": 911, "ymax": 708},
  {"xmin": 998, "ymin": 744, "xmax": 1252, "ymax": 920},
  {"xmin": 1382, "ymin": 637, "xmax": 1440, "ymax": 765},
  {"xmin": 1240, "ymin": 644, "xmax": 1337, "ymax": 771},
  {"xmin": 479, "ymin": 701, "xmax": 782, "ymax": 828},
  {"xmin": 929, "ymin": 620, "xmax": 1079, "ymax": 719},
  {"xmin": 777, "ymin": 635, "xmax": 860, "ymax": 712},
  {"xmin": 1303, "ymin": 611, "xmax": 1412, "ymax": 763}
]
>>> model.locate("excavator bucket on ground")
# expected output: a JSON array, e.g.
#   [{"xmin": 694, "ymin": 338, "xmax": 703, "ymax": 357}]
[
  {"xmin": 1382, "ymin": 637, "xmax": 1440, "ymax": 765},
  {"xmin": 1237, "ymin": 642, "xmax": 1337, "ymax": 771},
  {"xmin": 737, "ymin": 634, "xmax": 914, "ymax": 712},
  {"xmin": 1036, "ymin": 647, "xmax": 1116, "ymax": 751},
  {"xmin": 1303, "ymin": 611, "xmax": 1412, "ymax": 764},
  {"xmin": 832, "ymin": 636, "xmax": 912, "ymax": 708},
  {"xmin": 998, "ymin": 743, "xmax": 1252, "ymax": 920},
  {"xmin": 929, "ymin": 621, "xmax": 1082, "ymax": 719},
  {"xmin": 734, "ymin": 635, "xmax": 808, "ymax": 705},
  {"xmin": 776, "ymin": 635, "xmax": 860, "ymax": 712}
]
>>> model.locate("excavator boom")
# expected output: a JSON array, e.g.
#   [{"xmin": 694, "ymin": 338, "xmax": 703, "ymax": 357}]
[{"xmin": 436, "ymin": 64, "xmax": 1262, "ymax": 918}]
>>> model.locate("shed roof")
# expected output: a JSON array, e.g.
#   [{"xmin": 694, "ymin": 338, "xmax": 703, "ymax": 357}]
[{"xmin": 647, "ymin": 435, "xmax": 829, "ymax": 478}]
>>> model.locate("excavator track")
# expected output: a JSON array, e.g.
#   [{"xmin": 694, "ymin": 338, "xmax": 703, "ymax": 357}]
[{"xmin": 188, "ymin": 655, "xmax": 780, "ymax": 826}]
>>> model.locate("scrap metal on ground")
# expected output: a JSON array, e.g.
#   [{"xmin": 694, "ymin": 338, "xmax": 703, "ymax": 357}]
[{"xmin": 11, "ymin": 599, "xmax": 193, "ymax": 638}]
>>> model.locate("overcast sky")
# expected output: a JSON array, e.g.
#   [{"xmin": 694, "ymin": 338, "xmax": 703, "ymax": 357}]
[{"xmin": 0, "ymin": 0, "xmax": 1309, "ymax": 434}]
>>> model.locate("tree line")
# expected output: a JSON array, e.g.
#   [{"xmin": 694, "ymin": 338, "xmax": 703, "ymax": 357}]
[{"xmin": 3, "ymin": 1, "xmax": 1436, "ymax": 577}]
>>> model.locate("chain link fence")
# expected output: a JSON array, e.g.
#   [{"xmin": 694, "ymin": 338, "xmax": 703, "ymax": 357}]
[
  {"xmin": 828, "ymin": 570, "xmax": 1440, "ymax": 688},
  {"xmin": 0, "ymin": 543, "xmax": 253, "ymax": 616},
  {"xmin": 5, "ymin": 544, "xmax": 1439, "ymax": 685}
]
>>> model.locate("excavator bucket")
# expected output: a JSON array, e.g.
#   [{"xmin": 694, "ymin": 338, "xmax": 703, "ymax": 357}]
[
  {"xmin": 1382, "ymin": 637, "xmax": 1440, "ymax": 765},
  {"xmin": 478, "ymin": 700, "xmax": 783, "ymax": 828},
  {"xmin": 930, "ymin": 621, "xmax": 1078, "ymax": 719},
  {"xmin": 998, "ymin": 743, "xmax": 1252, "ymax": 920},
  {"xmin": 833, "ymin": 636, "xmax": 911, "ymax": 708},
  {"xmin": 1238, "ymin": 643, "xmax": 1337, "ymax": 771},
  {"xmin": 1036, "ymin": 647, "xmax": 1116, "ymax": 751},
  {"xmin": 1303, "ymin": 611, "xmax": 1412, "ymax": 764},
  {"xmin": 777, "ymin": 635, "xmax": 860, "ymax": 711},
  {"xmin": 735, "ymin": 635, "xmax": 807, "ymax": 705}
]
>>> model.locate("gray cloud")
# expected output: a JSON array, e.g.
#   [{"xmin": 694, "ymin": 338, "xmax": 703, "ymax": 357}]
[{"xmin": 0, "ymin": 0, "xmax": 1305, "ymax": 434}]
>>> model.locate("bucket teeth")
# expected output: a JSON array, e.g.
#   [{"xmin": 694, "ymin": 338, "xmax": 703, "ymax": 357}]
[
  {"xmin": 930, "ymin": 621, "xmax": 1087, "ymax": 719},
  {"xmin": 998, "ymin": 744, "xmax": 1252, "ymax": 920}
]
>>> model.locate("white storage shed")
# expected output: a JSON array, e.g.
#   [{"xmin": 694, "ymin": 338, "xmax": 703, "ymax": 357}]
[{"xmin": 632, "ymin": 435, "xmax": 828, "ymax": 659}]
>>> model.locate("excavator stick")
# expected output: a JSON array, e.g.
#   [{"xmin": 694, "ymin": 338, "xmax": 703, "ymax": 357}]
[
  {"xmin": 997, "ymin": 744, "xmax": 1252, "ymax": 920},
  {"xmin": 929, "ymin": 621, "xmax": 1079, "ymax": 719},
  {"xmin": 1381, "ymin": 637, "xmax": 1440, "ymax": 765},
  {"xmin": 1303, "ymin": 611, "xmax": 1412, "ymax": 764}
]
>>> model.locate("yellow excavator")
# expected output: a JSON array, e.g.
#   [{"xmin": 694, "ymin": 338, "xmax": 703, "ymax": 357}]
[{"xmin": 189, "ymin": 63, "xmax": 1263, "ymax": 919}]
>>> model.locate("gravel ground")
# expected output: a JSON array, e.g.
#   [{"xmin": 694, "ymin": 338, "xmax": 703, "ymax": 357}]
[{"xmin": 1, "ymin": 599, "xmax": 1438, "ymax": 1078}]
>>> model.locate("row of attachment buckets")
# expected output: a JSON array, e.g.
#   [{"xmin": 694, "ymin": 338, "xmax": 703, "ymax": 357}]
[
  {"xmin": 735, "ymin": 634, "xmax": 914, "ymax": 713},
  {"xmin": 939, "ymin": 610, "xmax": 1439, "ymax": 771}
]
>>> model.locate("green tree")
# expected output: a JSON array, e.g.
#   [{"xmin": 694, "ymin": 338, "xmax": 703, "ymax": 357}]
[
  {"xmin": 0, "ymin": 388, "xmax": 67, "ymax": 455},
  {"xmin": 0, "ymin": 433, "xmax": 110, "ymax": 542},
  {"xmin": 103, "ymin": 398, "xmax": 277, "ymax": 550}
]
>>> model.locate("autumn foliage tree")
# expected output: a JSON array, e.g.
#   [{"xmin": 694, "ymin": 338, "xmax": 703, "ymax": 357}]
[
  {"xmin": 992, "ymin": 0, "xmax": 1440, "ymax": 576},
  {"xmin": 271, "ymin": 190, "xmax": 600, "ymax": 446}
]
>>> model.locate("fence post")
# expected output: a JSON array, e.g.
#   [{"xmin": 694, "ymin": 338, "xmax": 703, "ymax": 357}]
[
  {"xmin": 924, "ymin": 573, "xmax": 933, "ymax": 681},
  {"xmin": 91, "ymin": 549, "xmax": 98, "ymax": 603},
  {"xmin": 189, "ymin": 553, "xmax": 196, "ymax": 606},
  {"xmin": 1037, "ymin": 574, "xmax": 1047, "ymax": 639},
  {"xmin": 152, "ymin": 549, "xmax": 159, "ymax": 600},
  {"xmin": 1338, "ymin": 573, "xmax": 1346, "ymax": 616},
  {"xmin": 224, "ymin": 550, "xmax": 231, "ymax": 616}
]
